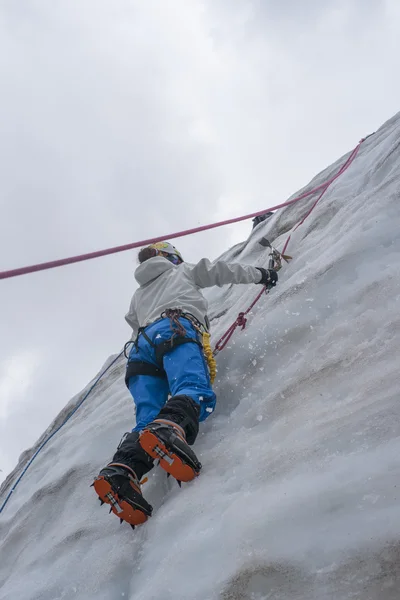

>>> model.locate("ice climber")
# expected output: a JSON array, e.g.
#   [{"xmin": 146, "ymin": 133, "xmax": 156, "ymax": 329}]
[{"xmin": 93, "ymin": 241, "xmax": 278, "ymax": 527}]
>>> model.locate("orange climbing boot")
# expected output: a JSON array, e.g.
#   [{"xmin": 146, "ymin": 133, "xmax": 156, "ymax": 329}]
[
  {"xmin": 139, "ymin": 419, "xmax": 202, "ymax": 484},
  {"xmin": 92, "ymin": 463, "xmax": 152, "ymax": 529}
]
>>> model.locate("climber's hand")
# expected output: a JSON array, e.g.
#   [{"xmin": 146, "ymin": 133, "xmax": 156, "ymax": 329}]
[{"xmin": 256, "ymin": 268, "xmax": 278, "ymax": 287}]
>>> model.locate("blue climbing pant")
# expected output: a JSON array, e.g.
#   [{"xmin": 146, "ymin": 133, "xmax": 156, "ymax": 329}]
[{"xmin": 127, "ymin": 317, "xmax": 216, "ymax": 431}]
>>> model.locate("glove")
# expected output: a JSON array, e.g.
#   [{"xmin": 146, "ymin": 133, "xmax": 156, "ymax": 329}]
[{"xmin": 256, "ymin": 267, "xmax": 278, "ymax": 287}]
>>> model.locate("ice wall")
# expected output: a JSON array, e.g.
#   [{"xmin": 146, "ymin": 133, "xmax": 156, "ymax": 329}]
[{"xmin": 1, "ymin": 113, "xmax": 400, "ymax": 600}]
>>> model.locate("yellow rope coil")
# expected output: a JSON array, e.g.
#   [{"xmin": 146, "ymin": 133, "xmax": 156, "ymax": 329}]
[{"xmin": 202, "ymin": 332, "xmax": 217, "ymax": 384}]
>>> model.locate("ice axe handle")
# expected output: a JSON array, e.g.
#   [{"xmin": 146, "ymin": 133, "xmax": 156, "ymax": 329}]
[
  {"xmin": 259, "ymin": 236, "xmax": 278, "ymax": 289},
  {"xmin": 268, "ymin": 256, "xmax": 275, "ymax": 269},
  {"xmin": 264, "ymin": 256, "xmax": 276, "ymax": 290}
]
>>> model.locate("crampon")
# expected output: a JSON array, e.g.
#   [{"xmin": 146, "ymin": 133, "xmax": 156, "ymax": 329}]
[
  {"xmin": 139, "ymin": 419, "xmax": 202, "ymax": 484},
  {"xmin": 92, "ymin": 463, "xmax": 152, "ymax": 529}
]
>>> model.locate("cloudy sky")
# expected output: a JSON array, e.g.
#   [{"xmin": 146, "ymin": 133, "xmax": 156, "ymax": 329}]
[{"xmin": 0, "ymin": 0, "xmax": 399, "ymax": 482}]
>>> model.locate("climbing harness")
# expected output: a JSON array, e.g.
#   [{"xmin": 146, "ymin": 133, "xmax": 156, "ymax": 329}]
[{"xmin": 124, "ymin": 310, "xmax": 217, "ymax": 386}]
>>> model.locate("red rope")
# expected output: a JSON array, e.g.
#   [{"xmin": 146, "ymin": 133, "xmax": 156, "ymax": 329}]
[
  {"xmin": 214, "ymin": 139, "xmax": 365, "ymax": 353},
  {"xmin": 0, "ymin": 140, "xmax": 365, "ymax": 281},
  {"xmin": 214, "ymin": 287, "xmax": 266, "ymax": 352},
  {"xmin": 281, "ymin": 140, "xmax": 363, "ymax": 256}
]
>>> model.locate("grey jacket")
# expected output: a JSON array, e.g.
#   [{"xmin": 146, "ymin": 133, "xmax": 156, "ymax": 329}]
[{"xmin": 125, "ymin": 256, "xmax": 262, "ymax": 338}]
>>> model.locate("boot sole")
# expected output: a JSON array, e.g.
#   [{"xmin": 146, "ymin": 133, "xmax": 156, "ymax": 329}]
[
  {"xmin": 139, "ymin": 430, "xmax": 200, "ymax": 482},
  {"xmin": 93, "ymin": 475, "xmax": 150, "ymax": 526}
]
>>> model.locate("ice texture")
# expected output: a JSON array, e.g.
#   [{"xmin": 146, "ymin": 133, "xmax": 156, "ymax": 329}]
[{"xmin": 1, "ymin": 113, "xmax": 400, "ymax": 600}]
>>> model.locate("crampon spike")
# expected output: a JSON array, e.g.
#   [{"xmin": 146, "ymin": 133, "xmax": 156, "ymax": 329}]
[
  {"xmin": 130, "ymin": 524, "xmax": 135, "ymax": 531},
  {"xmin": 167, "ymin": 473, "xmax": 171, "ymax": 478},
  {"xmin": 92, "ymin": 473, "xmax": 151, "ymax": 527},
  {"xmin": 176, "ymin": 480, "xmax": 182, "ymax": 488},
  {"xmin": 99, "ymin": 499, "xmax": 105, "ymax": 506},
  {"xmin": 120, "ymin": 518, "xmax": 124, "ymax": 524},
  {"xmin": 139, "ymin": 429, "xmax": 200, "ymax": 482},
  {"xmin": 90, "ymin": 482, "xmax": 95, "ymax": 487}
]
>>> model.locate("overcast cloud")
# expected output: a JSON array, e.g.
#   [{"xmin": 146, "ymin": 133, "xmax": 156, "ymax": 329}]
[{"xmin": 0, "ymin": 0, "xmax": 399, "ymax": 482}]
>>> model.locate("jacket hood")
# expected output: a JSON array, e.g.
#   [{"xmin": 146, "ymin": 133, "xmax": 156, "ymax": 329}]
[{"xmin": 134, "ymin": 256, "xmax": 175, "ymax": 286}]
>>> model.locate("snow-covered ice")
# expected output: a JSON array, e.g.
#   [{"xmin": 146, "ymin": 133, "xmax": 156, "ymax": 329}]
[{"xmin": 1, "ymin": 112, "xmax": 400, "ymax": 599}]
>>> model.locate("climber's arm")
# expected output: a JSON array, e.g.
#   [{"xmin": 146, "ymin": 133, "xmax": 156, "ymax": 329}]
[{"xmin": 188, "ymin": 258, "xmax": 263, "ymax": 289}]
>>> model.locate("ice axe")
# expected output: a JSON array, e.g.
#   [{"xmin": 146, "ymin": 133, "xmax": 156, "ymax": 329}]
[
  {"xmin": 258, "ymin": 237, "xmax": 292, "ymax": 273},
  {"xmin": 257, "ymin": 237, "xmax": 279, "ymax": 291}
]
